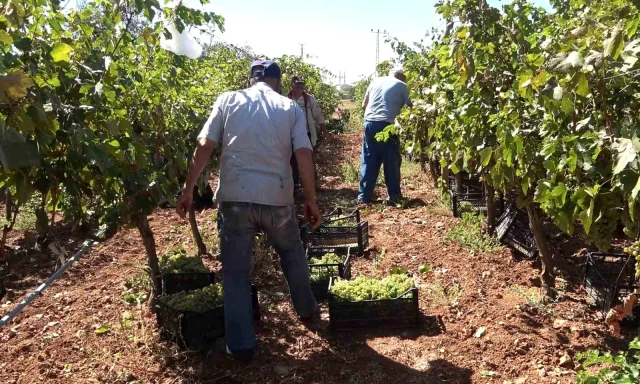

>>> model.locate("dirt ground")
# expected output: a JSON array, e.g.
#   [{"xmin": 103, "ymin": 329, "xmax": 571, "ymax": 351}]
[{"xmin": 0, "ymin": 129, "xmax": 631, "ymax": 384}]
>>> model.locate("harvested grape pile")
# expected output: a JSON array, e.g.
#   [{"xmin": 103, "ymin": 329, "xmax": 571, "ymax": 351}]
[
  {"xmin": 158, "ymin": 284, "xmax": 223, "ymax": 313},
  {"xmin": 308, "ymin": 253, "xmax": 342, "ymax": 282},
  {"xmin": 331, "ymin": 274, "xmax": 414, "ymax": 302},
  {"xmin": 159, "ymin": 248, "xmax": 209, "ymax": 274}
]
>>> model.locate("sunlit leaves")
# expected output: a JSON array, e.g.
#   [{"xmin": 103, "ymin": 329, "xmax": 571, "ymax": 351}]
[
  {"xmin": 0, "ymin": 70, "xmax": 34, "ymax": 102},
  {"xmin": 50, "ymin": 42, "xmax": 73, "ymax": 62},
  {"xmin": 603, "ymin": 24, "xmax": 625, "ymax": 60}
]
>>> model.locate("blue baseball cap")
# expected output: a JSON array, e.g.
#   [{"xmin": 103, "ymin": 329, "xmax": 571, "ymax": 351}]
[{"xmin": 250, "ymin": 59, "xmax": 282, "ymax": 79}]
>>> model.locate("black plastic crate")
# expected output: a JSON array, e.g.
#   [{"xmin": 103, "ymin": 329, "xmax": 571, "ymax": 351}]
[
  {"xmin": 585, "ymin": 252, "xmax": 639, "ymax": 324},
  {"xmin": 495, "ymin": 205, "xmax": 537, "ymax": 259},
  {"xmin": 302, "ymin": 221, "xmax": 369, "ymax": 254},
  {"xmin": 161, "ymin": 272, "xmax": 217, "ymax": 296},
  {"xmin": 306, "ymin": 247, "xmax": 352, "ymax": 301},
  {"xmin": 158, "ymin": 285, "xmax": 260, "ymax": 351},
  {"xmin": 323, "ymin": 207, "xmax": 361, "ymax": 227},
  {"xmin": 327, "ymin": 277, "xmax": 420, "ymax": 331},
  {"xmin": 447, "ymin": 173, "xmax": 484, "ymax": 194}
]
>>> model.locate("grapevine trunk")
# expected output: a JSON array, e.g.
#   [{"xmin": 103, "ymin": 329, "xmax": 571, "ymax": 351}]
[
  {"xmin": 135, "ymin": 214, "xmax": 161, "ymax": 311},
  {"xmin": 526, "ymin": 203, "xmax": 556, "ymax": 301}
]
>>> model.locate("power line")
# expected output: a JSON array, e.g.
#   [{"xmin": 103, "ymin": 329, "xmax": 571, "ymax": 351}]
[{"xmin": 371, "ymin": 29, "xmax": 386, "ymax": 72}]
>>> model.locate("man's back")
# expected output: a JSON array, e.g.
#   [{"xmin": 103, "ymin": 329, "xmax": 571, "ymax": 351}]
[
  {"xmin": 364, "ymin": 76, "xmax": 410, "ymax": 123},
  {"xmin": 200, "ymin": 82, "xmax": 310, "ymax": 206}
]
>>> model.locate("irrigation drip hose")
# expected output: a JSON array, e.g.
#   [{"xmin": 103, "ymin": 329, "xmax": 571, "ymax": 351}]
[{"xmin": 0, "ymin": 227, "xmax": 108, "ymax": 329}]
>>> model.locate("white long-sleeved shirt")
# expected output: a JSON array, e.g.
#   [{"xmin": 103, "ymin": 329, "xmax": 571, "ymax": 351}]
[{"xmin": 291, "ymin": 93, "xmax": 325, "ymax": 146}]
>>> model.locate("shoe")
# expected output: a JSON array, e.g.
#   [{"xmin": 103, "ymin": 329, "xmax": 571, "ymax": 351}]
[
  {"xmin": 299, "ymin": 306, "xmax": 321, "ymax": 330},
  {"xmin": 225, "ymin": 345, "xmax": 255, "ymax": 363}
]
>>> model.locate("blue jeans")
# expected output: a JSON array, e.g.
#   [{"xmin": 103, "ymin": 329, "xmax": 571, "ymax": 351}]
[
  {"xmin": 218, "ymin": 202, "xmax": 316, "ymax": 352},
  {"xmin": 358, "ymin": 121, "xmax": 402, "ymax": 203}
]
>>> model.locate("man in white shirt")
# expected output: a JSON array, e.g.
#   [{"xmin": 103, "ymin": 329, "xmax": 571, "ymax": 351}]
[
  {"xmin": 288, "ymin": 76, "xmax": 326, "ymax": 189},
  {"xmin": 176, "ymin": 60, "xmax": 321, "ymax": 362}
]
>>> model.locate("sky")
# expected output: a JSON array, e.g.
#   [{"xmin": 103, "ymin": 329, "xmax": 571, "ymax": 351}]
[{"xmin": 188, "ymin": 0, "xmax": 551, "ymax": 85}]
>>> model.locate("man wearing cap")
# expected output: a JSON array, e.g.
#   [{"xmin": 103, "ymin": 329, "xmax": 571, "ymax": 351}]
[
  {"xmin": 358, "ymin": 68, "xmax": 413, "ymax": 205},
  {"xmin": 176, "ymin": 60, "xmax": 321, "ymax": 362},
  {"xmin": 287, "ymin": 76, "xmax": 327, "ymax": 189}
]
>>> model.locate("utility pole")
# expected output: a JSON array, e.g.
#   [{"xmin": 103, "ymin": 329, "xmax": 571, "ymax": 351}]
[
  {"xmin": 300, "ymin": 44, "xmax": 305, "ymax": 59},
  {"xmin": 371, "ymin": 29, "xmax": 386, "ymax": 73}
]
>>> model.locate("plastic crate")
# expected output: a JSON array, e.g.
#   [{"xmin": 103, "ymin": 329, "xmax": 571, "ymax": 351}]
[
  {"xmin": 323, "ymin": 207, "xmax": 361, "ymax": 227},
  {"xmin": 302, "ymin": 221, "xmax": 369, "ymax": 254},
  {"xmin": 585, "ymin": 252, "xmax": 640, "ymax": 326},
  {"xmin": 158, "ymin": 285, "xmax": 260, "ymax": 351},
  {"xmin": 447, "ymin": 173, "xmax": 484, "ymax": 195},
  {"xmin": 495, "ymin": 205, "xmax": 537, "ymax": 259},
  {"xmin": 161, "ymin": 272, "xmax": 217, "ymax": 296},
  {"xmin": 327, "ymin": 277, "xmax": 420, "ymax": 331},
  {"xmin": 306, "ymin": 246, "xmax": 352, "ymax": 301}
]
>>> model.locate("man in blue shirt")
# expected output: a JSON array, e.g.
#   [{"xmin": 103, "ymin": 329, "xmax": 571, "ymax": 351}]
[{"xmin": 358, "ymin": 68, "xmax": 413, "ymax": 204}]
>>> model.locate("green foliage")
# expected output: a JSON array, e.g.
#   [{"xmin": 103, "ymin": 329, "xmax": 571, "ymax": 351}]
[
  {"xmin": 277, "ymin": 55, "xmax": 340, "ymax": 122},
  {"xmin": 158, "ymin": 246, "xmax": 208, "ymax": 274},
  {"xmin": 158, "ymin": 283, "xmax": 223, "ymax": 313},
  {"xmin": 309, "ymin": 253, "xmax": 343, "ymax": 282},
  {"xmin": 445, "ymin": 212, "xmax": 501, "ymax": 253},
  {"xmin": 123, "ymin": 271, "xmax": 149, "ymax": 305},
  {"xmin": 353, "ymin": 77, "xmax": 372, "ymax": 119},
  {"xmin": 391, "ymin": 0, "xmax": 640, "ymax": 252},
  {"xmin": 341, "ymin": 161, "xmax": 360, "ymax": 184},
  {"xmin": 0, "ymin": 0, "xmax": 226, "ymax": 233},
  {"xmin": 0, "ymin": 2, "xmax": 337, "ymax": 247},
  {"xmin": 330, "ymin": 274, "xmax": 414, "ymax": 301},
  {"xmin": 576, "ymin": 338, "xmax": 640, "ymax": 384}
]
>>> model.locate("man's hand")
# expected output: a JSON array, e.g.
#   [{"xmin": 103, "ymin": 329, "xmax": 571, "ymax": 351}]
[
  {"xmin": 176, "ymin": 189, "xmax": 193, "ymax": 218},
  {"xmin": 304, "ymin": 200, "xmax": 322, "ymax": 229}
]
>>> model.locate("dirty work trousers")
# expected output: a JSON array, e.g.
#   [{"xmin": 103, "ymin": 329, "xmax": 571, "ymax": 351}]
[
  {"xmin": 218, "ymin": 202, "xmax": 317, "ymax": 352},
  {"xmin": 358, "ymin": 120, "xmax": 402, "ymax": 203}
]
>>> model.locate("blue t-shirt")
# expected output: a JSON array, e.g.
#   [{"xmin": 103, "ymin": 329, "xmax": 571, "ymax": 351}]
[{"xmin": 364, "ymin": 76, "xmax": 411, "ymax": 123}]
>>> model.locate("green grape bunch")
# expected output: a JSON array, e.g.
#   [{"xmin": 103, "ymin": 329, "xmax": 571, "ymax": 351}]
[
  {"xmin": 309, "ymin": 253, "xmax": 343, "ymax": 282},
  {"xmin": 326, "ymin": 215, "xmax": 355, "ymax": 227},
  {"xmin": 330, "ymin": 274, "xmax": 414, "ymax": 302},
  {"xmin": 158, "ymin": 284, "xmax": 224, "ymax": 313},
  {"xmin": 159, "ymin": 246, "xmax": 209, "ymax": 274},
  {"xmin": 624, "ymin": 241, "xmax": 640, "ymax": 279}
]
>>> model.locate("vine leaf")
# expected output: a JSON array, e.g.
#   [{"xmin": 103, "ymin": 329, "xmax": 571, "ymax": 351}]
[
  {"xmin": 548, "ymin": 51, "xmax": 583, "ymax": 73},
  {"xmin": 51, "ymin": 42, "xmax": 73, "ymax": 62},
  {"xmin": 0, "ymin": 70, "xmax": 34, "ymax": 102},
  {"xmin": 584, "ymin": 50, "xmax": 604, "ymax": 69},
  {"xmin": 480, "ymin": 147, "xmax": 492, "ymax": 167},
  {"xmin": 574, "ymin": 73, "xmax": 589, "ymax": 97},
  {"xmin": 613, "ymin": 138, "xmax": 637, "ymax": 175},
  {"xmin": 603, "ymin": 25, "xmax": 624, "ymax": 60},
  {"xmin": 632, "ymin": 178, "xmax": 640, "ymax": 199}
]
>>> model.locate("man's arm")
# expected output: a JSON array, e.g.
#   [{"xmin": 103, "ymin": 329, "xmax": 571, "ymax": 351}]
[
  {"xmin": 310, "ymin": 96, "xmax": 328, "ymax": 137},
  {"xmin": 404, "ymin": 84, "xmax": 413, "ymax": 108},
  {"xmin": 176, "ymin": 96, "xmax": 224, "ymax": 217},
  {"xmin": 291, "ymin": 104, "xmax": 322, "ymax": 228},
  {"xmin": 183, "ymin": 139, "xmax": 216, "ymax": 193},
  {"xmin": 362, "ymin": 94, "xmax": 369, "ymax": 111},
  {"xmin": 294, "ymin": 148, "xmax": 316, "ymax": 203}
]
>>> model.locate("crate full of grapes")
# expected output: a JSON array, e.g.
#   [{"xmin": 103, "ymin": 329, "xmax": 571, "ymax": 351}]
[
  {"xmin": 158, "ymin": 283, "xmax": 260, "ymax": 351},
  {"xmin": 159, "ymin": 248, "xmax": 216, "ymax": 295},
  {"xmin": 306, "ymin": 247, "xmax": 352, "ymax": 301},
  {"xmin": 301, "ymin": 208, "xmax": 369, "ymax": 254},
  {"xmin": 327, "ymin": 273, "xmax": 420, "ymax": 331}
]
